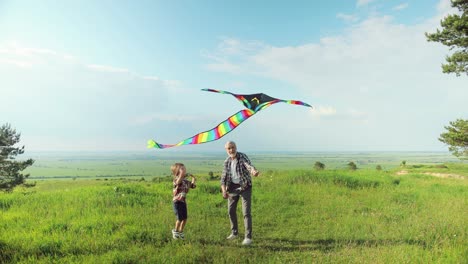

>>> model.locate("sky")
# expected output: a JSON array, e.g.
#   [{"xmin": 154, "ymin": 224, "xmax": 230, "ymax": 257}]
[{"xmin": 0, "ymin": 0, "xmax": 466, "ymax": 153}]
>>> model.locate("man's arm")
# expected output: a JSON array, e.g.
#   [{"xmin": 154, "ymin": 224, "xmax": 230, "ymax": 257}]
[
  {"xmin": 240, "ymin": 153, "xmax": 260, "ymax": 177},
  {"xmin": 220, "ymin": 158, "xmax": 229, "ymax": 186},
  {"xmin": 220, "ymin": 159, "xmax": 229, "ymax": 198}
]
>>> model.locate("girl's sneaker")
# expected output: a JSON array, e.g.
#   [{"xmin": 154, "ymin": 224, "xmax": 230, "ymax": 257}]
[
  {"xmin": 178, "ymin": 232, "xmax": 185, "ymax": 239},
  {"xmin": 172, "ymin": 229, "xmax": 180, "ymax": 239},
  {"xmin": 226, "ymin": 234, "xmax": 238, "ymax": 240}
]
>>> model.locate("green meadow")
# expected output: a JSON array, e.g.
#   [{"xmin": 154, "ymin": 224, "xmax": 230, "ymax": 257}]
[{"xmin": 1, "ymin": 152, "xmax": 467, "ymax": 263}]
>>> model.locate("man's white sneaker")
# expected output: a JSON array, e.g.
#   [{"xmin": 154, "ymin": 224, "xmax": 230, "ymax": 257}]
[
  {"xmin": 226, "ymin": 234, "xmax": 238, "ymax": 240},
  {"xmin": 242, "ymin": 238, "xmax": 252, "ymax": 246}
]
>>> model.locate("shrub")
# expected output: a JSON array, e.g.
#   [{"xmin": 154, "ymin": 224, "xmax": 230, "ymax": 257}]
[
  {"xmin": 314, "ymin": 161, "xmax": 325, "ymax": 170},
  {"xmin": 347, "ymin": 162, "xmax": 357, "ymax": 171}
]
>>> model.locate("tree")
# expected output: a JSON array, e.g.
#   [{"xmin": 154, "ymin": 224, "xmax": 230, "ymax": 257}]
[
  {"xmin": 0, "ymin": 123, "xmax": 35, "ymax": 192},
  {"xmin": 314, "ymin": 161, "xmax": 325, "ymax": 170},
  {"xmin": 439, "ymin": 118, "xmax": 468, "ymax": 159},
  {"xmin": 400, "ymin": 160, "xmax": 407, "ymax": 167},
  {"xmin": 347, "ymin": 162, "xmax": 357, "ymax": 171},
  {"xmin": 376, "ymin": 165, "xmax": 382, "ymax": 171},
  {"xmin": 425, "ymin": 0, "xmax": 468, "ymax": 76}
]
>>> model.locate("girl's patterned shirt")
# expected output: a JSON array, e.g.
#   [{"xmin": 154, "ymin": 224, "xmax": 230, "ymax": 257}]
[{"xmin": 173, "ymin": 178, "xmax": 196, "ymax": 202}]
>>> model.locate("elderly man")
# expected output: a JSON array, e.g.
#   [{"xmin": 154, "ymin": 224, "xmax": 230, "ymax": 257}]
[{"xmin": 220, "ymin": 141, "xmax": 259, "ymax": 246}]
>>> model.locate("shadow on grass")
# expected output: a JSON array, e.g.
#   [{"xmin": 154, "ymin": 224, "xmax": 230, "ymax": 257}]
[
  {"xmin": 258, "ymin": 238, "xmax": 428, "ymax": 252},
  {"xmin": 0, "ymin": 240, "xmax": 16, "ymax": 263}
]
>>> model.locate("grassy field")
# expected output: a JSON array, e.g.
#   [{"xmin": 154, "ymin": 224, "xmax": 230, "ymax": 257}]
[
  {"xmin": 1, "ymin": 153, "xmax": 467, "ymax": 263},
  {"xmin": 23, "ymin": 151, "xmax": 462, "ymax": 180}
]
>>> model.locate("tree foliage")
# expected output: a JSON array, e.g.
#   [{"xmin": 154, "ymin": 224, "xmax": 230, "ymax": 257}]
[
  {"xmin": 347, "ymin": 162, "xmax": 357, "ymax": 171},
  {"xmin": 425, "ymin": 0, "xmax": 468, "ymax": 76},
  {"xmin": 0, "ymin": 123, "xmax": 35, "ymax": 191},
  {"xmin": 314, "ymin": 161, "xmax": 325, "ymax": 170},
  {"xmin": 439, "ymin": 118, "xmax": 468, "ymax": 159}
]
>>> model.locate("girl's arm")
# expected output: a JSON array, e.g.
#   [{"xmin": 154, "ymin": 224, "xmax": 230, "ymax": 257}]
[
  {"xmin": 190, "ymin": 174, "xmax": 196, "ymax": 188},
  {"xmin": 174, "ymin": 172, "xmax": 185, "ymax": 185}
]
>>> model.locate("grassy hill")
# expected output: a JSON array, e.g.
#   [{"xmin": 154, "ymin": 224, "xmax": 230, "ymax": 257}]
[{"xmin": 1, "ymin": 165, "xmax": 466, "ymax": 263}]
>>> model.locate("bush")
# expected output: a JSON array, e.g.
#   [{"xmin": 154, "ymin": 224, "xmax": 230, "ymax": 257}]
[
  {"xmin": 314, "ymin": 161, "xmax": 325, "ymax": 170},
  {"xmin": 347, "ymin": 162, "xmax": 357, "ymax": 171}
]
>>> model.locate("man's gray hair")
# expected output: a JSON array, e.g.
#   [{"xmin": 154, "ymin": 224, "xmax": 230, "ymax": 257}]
[{"xmin": 225, "ymin": 141, "xmax": 236, "ymax": 147}]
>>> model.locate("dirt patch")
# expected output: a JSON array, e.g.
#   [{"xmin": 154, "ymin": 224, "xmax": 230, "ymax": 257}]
[
  {"xmin": 396, "ymin": 170, "xmax": 465, "ymax": 179},
  {"xmin": 423, "ymin": 172, "xmax": 465, "ymax": 180}
]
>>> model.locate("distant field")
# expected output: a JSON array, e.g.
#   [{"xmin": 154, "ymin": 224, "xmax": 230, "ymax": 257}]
[
  {"xmin": 1, "ymin": 161, "xmax": 467, "ymax": 263},
  {"xmin": 23, "ymin": 151, "xmax": 463, "ymax": 180}
]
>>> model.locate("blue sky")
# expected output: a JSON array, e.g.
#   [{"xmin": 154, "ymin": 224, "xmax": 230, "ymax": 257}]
[{"xmin": 0, "ymin": 0, "xmax": 466, "ymax": 152}]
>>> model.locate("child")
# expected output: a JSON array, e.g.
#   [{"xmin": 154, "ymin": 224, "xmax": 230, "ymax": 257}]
[{"xmin": 171, "ymin": 163, "xmax": 196, "ymax": 239}]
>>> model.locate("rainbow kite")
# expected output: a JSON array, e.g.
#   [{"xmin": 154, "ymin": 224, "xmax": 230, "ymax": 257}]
[{"xmin": 147, "ymin": 89, "xmax": 312, "ymax": 149}]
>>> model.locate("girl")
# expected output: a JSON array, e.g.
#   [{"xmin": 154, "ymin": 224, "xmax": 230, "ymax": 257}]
[{"xmin": 171, "ymin": 163, "xmax": 196, "ymax": 239}]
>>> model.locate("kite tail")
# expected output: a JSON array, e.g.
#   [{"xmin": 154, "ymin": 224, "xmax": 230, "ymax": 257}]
[
  {"xmin": 147, "ymin": 109, "xmax": 256, "ymax": 149},
  {"xmin": 147, "ymin": 140, "xmax": 175, "ymax": 149},
  {"xmin": 256, "ymin": 100, "xmax": 313, "ymax": 112},
  {"xmin": 201, "ymin": 88, "xmax": 235, "ymax": 95},
  {"xmin": 284, "ymin": 100, "xmax": 312, "ymax": 108}
]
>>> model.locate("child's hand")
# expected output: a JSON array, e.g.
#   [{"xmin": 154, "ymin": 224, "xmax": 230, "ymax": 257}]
[{"xmin": 251, "ymin": 169, "xmax": 259, "ymax": 177}]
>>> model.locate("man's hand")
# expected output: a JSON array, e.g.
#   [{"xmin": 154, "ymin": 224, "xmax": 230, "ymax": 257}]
[
  {"xmin": 251, "ymin": 169, "xmax": 260, "ymax": 177},
  {"xmin": 222, "ymin": 190, "xmax": 229, "ymax": 199}
]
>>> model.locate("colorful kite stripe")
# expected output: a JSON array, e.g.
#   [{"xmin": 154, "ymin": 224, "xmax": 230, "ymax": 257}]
[
  {"xmin": 201, "ymin": 88, "xmax": 252, "ymax": 109},
  {"xmin": 284, "ymin": 100, "xmax": 312, "ymax": 107},
  {"xmin": 201, "ymin": 88, "xmax": 231, "ymax": 94},
  {"xmin": 148, "ymin": 109, "xmax": 255, "ymax": 149},
  {"xmin": 253, "ymin": 99, "xmax": 312, "ymax": 112}
]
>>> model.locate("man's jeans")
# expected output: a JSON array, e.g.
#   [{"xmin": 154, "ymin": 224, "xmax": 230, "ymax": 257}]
[{"xmin": 228, "ymin": 185, "xmax": 252, "ymax": 239}]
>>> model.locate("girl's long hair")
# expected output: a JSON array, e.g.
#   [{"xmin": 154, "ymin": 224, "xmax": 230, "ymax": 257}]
[{"xmin": 170, "ymin": 163, "xmax": 185, "ymax": 178}]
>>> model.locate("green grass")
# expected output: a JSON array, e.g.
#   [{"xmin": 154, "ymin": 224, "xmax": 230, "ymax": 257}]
[
  {"xmin": 23, "ymin": 151, "xmax": 462, "ymax": 180},
  {"xmin": 1, "ymin": 164, "xmax": 467, "ymax": 263}
]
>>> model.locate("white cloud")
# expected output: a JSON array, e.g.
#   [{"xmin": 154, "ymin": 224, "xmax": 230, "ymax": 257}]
[
  {"xmin": 202, "ymin": 38, "xmax": 266, "ymax": 75},
  {"xmin": 437, "ymin": 0, "xmax": 453, "ymax": 14},
  {"xmin": 131, "ymin": 113, "xmax": 203, "ymax": 125},
  {"xmin": 0, "ymin": 43, "xmax": 181, "ymax": 151},
  {"xmin": 204, "ymin": 12, "xmax": 462, "ymax": 103},
  {"xmin": 310, "ymin": 106, "xmax": 337, "ymax": 118},
  {"xmin": 87, "ymin": 64, "xmax": 129, "ymax": 73},
  {"xmin": 392, "ymin": 3, "xmax": 409, "ymax": 11},
  {"xmin": 205, "ymin": 60, "xmax": 243, "ymax": 74},
  {"xmin": 309, "ymin": 106, "xmax": 369, "ymax": 122},
  {"xmin": 337, "ymin": 13, "xmax": 360, "ymax": 23},
  {"xmin": 0, "ymin": 58, "xmax": 32, "ymax": 68},
  {"xmin": 356, "ymin": 0, "xmax": 374, "ymax": 8},
  {"xmin": 203, "ymin": 0, "xmax": 467, "ymax": 151}
]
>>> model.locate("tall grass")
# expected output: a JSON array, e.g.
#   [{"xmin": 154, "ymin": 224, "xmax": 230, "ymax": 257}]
[{"xmin": 1, "ymin": 167, "xmax": 467, "ymax": 263}]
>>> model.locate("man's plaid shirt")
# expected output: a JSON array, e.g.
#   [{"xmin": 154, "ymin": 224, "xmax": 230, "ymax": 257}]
[{"xmin": 220, "ymin": 152, "xmax": 257, "ymax": 190}]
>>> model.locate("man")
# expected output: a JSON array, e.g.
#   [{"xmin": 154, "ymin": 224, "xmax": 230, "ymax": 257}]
[{"xmin": 220, "ymin": 141, "xmax": 259, "ymax": 246}]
